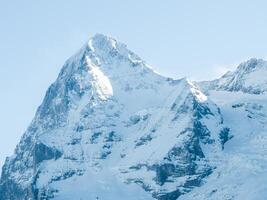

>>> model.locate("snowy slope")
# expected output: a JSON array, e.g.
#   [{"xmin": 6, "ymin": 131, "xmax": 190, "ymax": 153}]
[
  {"xmin": 1, "ymin": 35, "xmax": 266, "ymax": 200},
  {"xmin": 180, "ymin": 91, "xmax": 267, "ymax": 200},
  {"xmin": 185, "ymin": 61, "xmax": 267, "ymax": 200},
  {"xmin": 0, "ymin": 34, "xmax": 228, "ymax": 200},
  {"xmin": 200, "ymin": 58, "xmax": 267, "ymax": 94}
]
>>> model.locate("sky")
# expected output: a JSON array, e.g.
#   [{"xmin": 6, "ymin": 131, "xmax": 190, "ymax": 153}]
[{"xmin": 1, "ymin": 0, "xmax": 267, "ymax": 168}]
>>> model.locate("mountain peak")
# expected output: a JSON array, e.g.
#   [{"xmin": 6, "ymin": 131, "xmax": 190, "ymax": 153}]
[
  {"xmin": 236, "ymin": 58, "xmax": 266, "ymax": 73},
  {"xmin": 199, "ymin": 58, "xmax": 267, "ymax": 94},
  {"xmin": 1, "ymin": 35, "xmax": 267, "ymax": 200},
  {"xmin": 91, "ymin": 33, "xmax": 110, "ymax": 41},
  {"xmin": 88, "ymin": 33, "xmax": 118, "ymax": 52},
  {"xmin": 62, "ymin": 33, "xmax": 149, "ymax": 82}
]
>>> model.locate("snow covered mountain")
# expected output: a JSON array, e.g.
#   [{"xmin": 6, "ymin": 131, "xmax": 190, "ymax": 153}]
[
  {"xmin": 0, "ymin": 34, "xmax": 266, "ymax": 200},
  {"xmin": 182, "ymin": 59, "xmax": 267, "ymax": 200},
  {"xmin": 200, "ymin": 58, "xmax": 267, "ymax": 94}
]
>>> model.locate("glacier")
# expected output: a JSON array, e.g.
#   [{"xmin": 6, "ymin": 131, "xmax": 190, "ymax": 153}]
[{"xmin": 0, "ymin": 34, "xmax": 267, "ymax": 200}]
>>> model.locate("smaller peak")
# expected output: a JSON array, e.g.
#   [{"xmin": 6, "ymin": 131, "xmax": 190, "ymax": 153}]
[
  {"xmin": 208, "ymin": 58, "xmax": 267, "ymax": 94},
  {"xmin": 244, "ymin": 58, "xmax": 264, "ymax": 64},
  {"xmin": 237, "ymin": 58, "xmax": 266, "ymax": 72}
]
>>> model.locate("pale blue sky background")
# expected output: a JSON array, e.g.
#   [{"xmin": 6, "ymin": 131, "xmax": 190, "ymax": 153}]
[{"xmin": 1, "ymin": 0, "xmax": 267, "ymax": 167}]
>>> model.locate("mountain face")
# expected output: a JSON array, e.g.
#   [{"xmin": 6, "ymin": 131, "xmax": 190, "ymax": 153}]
[
  {"xmin": 181, "ymin": 61, "xmax": 267, "ymax": 200},
  {"xmin": 0, "ymin": 35, "xmax": 266, "ymax": 200},
  {"xmin": 200, "ymin": 58, "xmax": 267, "ymax": 94}
]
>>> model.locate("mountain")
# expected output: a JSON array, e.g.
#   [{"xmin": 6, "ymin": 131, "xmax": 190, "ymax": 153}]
[
  {"xmin": 200, "ymin": 58, "xmax": 267, "ymax": 94},
  {"xmin": 0, "ymin": 35, "xmax": 266, "ymax": 200},
  {"xmin": 183, "ymin": 59, "xmax": 267, "ymax": 200}
]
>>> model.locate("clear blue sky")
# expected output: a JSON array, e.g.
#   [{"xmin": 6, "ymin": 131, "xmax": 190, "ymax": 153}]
[{"xmin": 1, "ymin": 0, "xmax": 267, "ymax": 167}]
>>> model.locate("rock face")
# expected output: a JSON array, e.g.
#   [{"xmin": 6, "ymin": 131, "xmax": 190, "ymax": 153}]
[{"xmin": 1, "ymin": 34, "xmax": 267, "ymax": 200}]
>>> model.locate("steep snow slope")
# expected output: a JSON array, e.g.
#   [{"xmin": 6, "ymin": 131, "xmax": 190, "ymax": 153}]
[
  {"xmin": 180, "ymin": 91, "xmax": 267, "ymax": 200},
  {"xmin": 182, "ymin": 61, "xmax": 267, "ymax": 200},
  {"xmin": 0, "ymin": 34, "xmax": 228, "ymax": 200}
]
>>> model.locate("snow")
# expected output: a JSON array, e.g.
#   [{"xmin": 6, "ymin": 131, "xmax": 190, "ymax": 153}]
[
  {"xmin": 88, "ymin": 38, "xmax": 95, "ymax": 52},
  {"xmin": 244, "ymin": 67, "xmax": 267, "ymax": 87},
  {"xmin": 85, "ymin": 56, "xmax": 113, "ymax": 100},
  {"xmin": 2, "ymin": 35, "xmax": 267, "ymax": 200},
  {"xmin": 201, "ymin": 58, "xmax": 267, "ymax": 94},
  {"xmin": 180, "ymin": 90, "xmax": 267, "ymax": 200},
  {"xmin": 187, "ymin": 79, "xmax": 208, "ymax": 102},
  {"xmin": 52, "ymin": 169, "xmax": 154, "ymax": 200}
]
